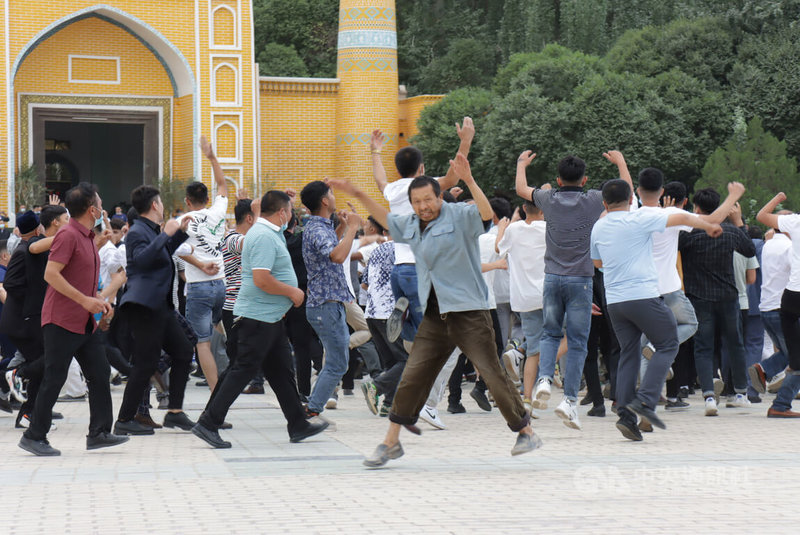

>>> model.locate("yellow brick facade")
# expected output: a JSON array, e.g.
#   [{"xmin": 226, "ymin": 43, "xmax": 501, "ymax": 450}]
[{"xmin": 0, "ymin": 1, "xmax": 440, "ymax": 220}]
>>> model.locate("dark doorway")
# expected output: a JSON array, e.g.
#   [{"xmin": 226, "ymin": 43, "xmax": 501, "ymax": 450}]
[
  {"xmin": 31, "ymin": 108, "xmax": 160, "ymax": 210},
  {"xmin": 44, "ymin": 121, "xmax": 144, "ymax": 206}
]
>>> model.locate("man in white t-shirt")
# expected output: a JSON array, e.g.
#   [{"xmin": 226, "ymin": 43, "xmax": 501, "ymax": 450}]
[
  {"xmin": 178, "ymin": 136, "xmax": 228, "ymax": 391},
  {"xmin": 757, "ymin": 195, "xmax": 800, "ymax": 417},
  {"xmin": 369, "ymin": 119, "xmax": 473, "ymax": 343},
  {"xmin": 635, "ymin": 169, "xmax": 744, "ymax": 411},
  {"xmin": 496, "ymin": 197, "xmax": 546, "ymax": 414}
]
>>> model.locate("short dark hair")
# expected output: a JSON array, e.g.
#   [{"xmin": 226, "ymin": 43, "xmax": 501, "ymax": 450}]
[
  {"xmin": 693, "ymin": 188, "xmax": 720, "ymax": 215},
  {"xmin": 126, "ymin": 207, "xmax": 139, "ymax": 224},
  {"xmin": 442, "ymin": 191, "xmax": 457, "ymax": 203},
  {"xmin": 638, "ymin": 168, "xmax": 664, "ymax": 192},
  {"xmin": 367, "ymin": 216, "xmax": 386, "ymax": 235},
  {"xmin": 748, "ymin": 225, "xmax": 764, "ymax": 240},
  {"xmin": 395, "ymin": 147, "xmax": 424, "ymax": 178},
  {"xmin": 234, "ymin": 199, "xmax": 253, "ymax": 224},
  {"xmin": 131, "ymin": 185, "xmax": 161, "ymax": 214},
  {"xmin": 407, "ymin": 175, "xmax": 440, "ymax": 201},
  {"xmin": 489, "ymin": 197, "xmax": 512, "ymax": 220},
  {"xmin": 261, "ymin": 190, "xmax": 291, "ymax": 216},
  {"xmin": 300, "ymin": 180, "xmax": 330, "ymax": 213},
  {"xmin": 602, "ymin": 179, "xmax": 631, "ymax": 206},
  {"xmin": 557, "ymin": 155, "xmax": 586, "ymax": 184},
  {"xmin": 109, "ymin": 218, "xmax": 126, "ymax": 231},
  {"xmin": 186, "ymin": 181, "xmax": 209, "ymax": 206},
  {"xmin": 662, "ymin": 181, "xmax": 687, "ymax": 205},
  {"xmin": 523, "ymin": 199, "xmax": 541, "ymax": 217},
  {"xmin": 40, "ymin": 205, "xmax": 67, "ymax": 229},
  {"xmin": 64, "ymin": 182, "xmax": 98, "ymax": 218}
]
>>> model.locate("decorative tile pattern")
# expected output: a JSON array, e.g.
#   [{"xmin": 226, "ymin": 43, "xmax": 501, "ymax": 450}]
[{"xmin": 337, "ymin": 30, "xmax": 397, "ymax": 50}]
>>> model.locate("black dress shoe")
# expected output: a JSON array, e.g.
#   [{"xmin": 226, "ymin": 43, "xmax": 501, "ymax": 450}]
[
  {"xmin": 219, "ymin": 421, "xmax": 233, "ymax": 430},
  {"xmin": 19, "ymin": 436, "xmax": 61, "ymax": 456},
  {"xmin": 289, "ymin": 420, "xmax": 330, "ymax": 443},
  {"xmin": 191, "ymin": 423, "xmax": 231, "ymax": 448},
  {"xmin": 114, "ymin": 419, "xmax": 155, "ymax": 436},
  {"xmin": 163, "ymin": 411, "xmax": 196, "ymax": 431},
  {"xmin": 627, "ymin": 399, "xmax": 665, "ymax": 430},
  {"xmin": 87, "ymin": 432, "xmax": 130, "ymax": 450},
  {"xmin": 0, "ymin": 397, "xmax": 13, "ymax": 413},
  {"xmin": 587, "ymin": 404, "xmax": 606, "ymax": 417},
  {"xmin": 615, "ymin": 417, "xmax": 643, "ymax": 442},
  {"xmin": 51, "ymin": 411, "xmax": 64, "ymax": 420},
  {"xmin": 469, "ymin": 388, "xmax": 492, "ymax": 412}
]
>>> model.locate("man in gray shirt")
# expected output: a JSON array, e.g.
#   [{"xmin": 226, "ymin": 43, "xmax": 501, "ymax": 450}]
[{"xmin": 515, "ymin": 150, "xmax": 634, "ymax": 430}]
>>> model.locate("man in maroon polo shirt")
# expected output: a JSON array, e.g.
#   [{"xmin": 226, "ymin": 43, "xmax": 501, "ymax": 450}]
[{"xmin": 19, "ymin": 183, "xmax": 129, "ymax": 456}]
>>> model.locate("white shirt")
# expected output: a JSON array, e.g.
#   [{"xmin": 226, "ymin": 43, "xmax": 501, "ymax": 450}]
[
  {"xmin": 733, "ymin": 252, "xmax": 759, "ymax": 310},
  {"xmin": 478, "ymin": 227, "xmax": 499, "ymax": 310},
  {"xmin": 639, "ymin": 205, "xmax": 694, "ymax": 295},
  {"xmin": 98, "ymin": 241, "xmax": 125, "ymax": 290},
  {"xmin": 178, "ymin": 195, "xmax": 228, "ymax": 283},
  {"xmin": 497, "ymin": 220, "xmax": 547, "ymax": 312},
  {"xmin": 759, "ymin": 233, "xmax": 792, "ymax": 311},
  {"xmin": 383, "ymin": 176, "xmax": 443, "ymax": 265},
  {"xmin": 780, "ymin": 214, "xmax": 800, "ymax": 291}
]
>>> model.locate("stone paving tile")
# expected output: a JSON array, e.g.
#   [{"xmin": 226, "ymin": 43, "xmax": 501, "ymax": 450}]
[{"xmin": 1, "ymin": 380, "xmax": 798, "ymax": 533}]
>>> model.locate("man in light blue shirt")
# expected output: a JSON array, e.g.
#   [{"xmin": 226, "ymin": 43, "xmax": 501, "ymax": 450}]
[
  {"xmin": 591, "ymin": 179, "xmax": 721, "ymax": 442},
  {"xmin": 192, "ymin": 190, "xmax": 328, "ymax": 449},
  {"xmin": 330, "ymin": 153, "xmax": 540, "ymax": 467}
]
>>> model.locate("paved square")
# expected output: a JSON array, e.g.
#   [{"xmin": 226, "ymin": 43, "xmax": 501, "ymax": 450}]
[{"xmin": 2, "ymin": 380, "xmax": 797, "ymax": 534}]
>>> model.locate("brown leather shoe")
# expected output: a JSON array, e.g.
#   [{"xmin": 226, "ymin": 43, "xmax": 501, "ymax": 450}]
[
  {"xmin": 242, "ymin": 384, "xmax": 265, "ymax": 395},
  {"xmin": 638, "ymin": 419, "xmax": 654, "ymax": 432},
  {"xmin": 135, "ymin": 413, "xmax": 163, "ymax": 429},
  {"xmin": 767, "ymin": 407, "xmax": 800, "ymax": 418}
]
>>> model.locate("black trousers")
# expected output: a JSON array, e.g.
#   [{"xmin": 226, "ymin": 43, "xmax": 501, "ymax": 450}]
[
  {"xmin": 24, "ymin": 324, "xmax": 112, "ymax": 441},
  {"xmin": 221, "ymin": 309, "xmax": 238, "ymax": 369},
  {"xmin": 9, "ymin": 317, "xmax": 45, "ymax": 421},
  {"xmin": 117, "ymin": 304, "xmax": 193, "ymax": 421},
  {"xmin": 781, "ymin": 289, "xmax": 800, "ymax": 371},
  {"xmin": 285, "ymin": 303, "xmax": 323, "ymax": 396},
  {"xmin": 367, "ymin": 318, "xmax": 408, "ymax": 404},
  {"xmin": 199, "ymin": 317, "xmax": 309, "ymax": 435},
  {"xmin": 447, "ymin": 309, "xmax": 504, "ymax": 402}
]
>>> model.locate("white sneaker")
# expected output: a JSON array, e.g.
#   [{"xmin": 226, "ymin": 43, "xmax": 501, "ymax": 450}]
[
  {"xmin": 418, "ymin": 405, "xmax": 446, "ymax": 430},
  {"xmin": 767, "ymin": 371, "xmax": 786, "ymax": 393},
  {"xmin": 642, "ymin": 343, "xmax": 656, "ymax": 360},
  {"xmin": 554, "ymin": 398, "xmax": 581, "ymax": 430},
  {"xmin": 325, "ymin": 395, "xmax": 338, "ymax": 410},
  {"xmin": 532, "ymin": 378, "xmax": 551, "ymax": 410},
  {"xmin": 704, "ymin": 396, "xmax": 718, "ymax": 416},
  {"xmin": 729, "ymin": 393, "xmax": 751, "ymax": 408},
  {"xmin": 502, "ymin": 348, "xmax": 525, "ymax": 383}
]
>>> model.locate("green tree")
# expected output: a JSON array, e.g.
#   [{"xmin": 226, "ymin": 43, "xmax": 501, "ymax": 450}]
[
  {"xmin": 604, "ymin": 17, "xmax": 737, "ymax": 88},
  {"xmin": 412, "ymin": 87, "xmax": 494, "ymax": 178},
  {"xmin": 507, "ymin": 44, "xmax": 603, "ymax": 101},
  {"xmin": 417, "ymin": 39, "xmax": 497, "ymax": 94},
  {"xmin": 15, "ymin": 165, "xmax": 46, "ymax": 209},
  {"xmin": 696, "ymin": 116, "xmax": 800, "ymax": 223},
  {"xmin": 257, "ymin": 43, "xmax": 309, "ymax": 77},
  {"xmin": 730, "ymin": 28, "xmax": 800, "ymax": 161}
]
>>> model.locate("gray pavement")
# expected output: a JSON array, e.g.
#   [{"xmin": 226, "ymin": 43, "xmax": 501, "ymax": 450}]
[{"xmin": 2, "ymin": 379, "xmax": 797, "ymax": 534}]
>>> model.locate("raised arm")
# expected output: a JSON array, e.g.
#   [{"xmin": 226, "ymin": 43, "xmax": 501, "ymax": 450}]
[
  {"xmin": 452, "ymin": 153, "xmax": 492, "ymax": 221},
  {"xmin": 440, "ymin": 117, "xmax": 475, "ymax": 190},
  {"xmin": 701, "ymin": 182, "xmax": 746, "ymax": 224},
  {"xmin": 327, "ymin": 179, "xmax": 389, "ymax": 230},
  {"xmin": 200, "ymin": 135, "xmax": 227, "ymax": 198},
  {"xmin": 515, "ymin": 150, "xmax": 537, "ymax": 201},
  {"xmin": 756, "ymin": 192, "xmax": 786, "ymax": 230},
  {"xmin": 329, "ymin": 211, "xmax": 361, "ymax": 264},
  {"xmin": 370, "ymin": 130, "xmax": 389, "ymax": 193},
  {"xmin": 667, "ymin": 212, "xmax": 722, "ymax": 237},
  {"xmin": 602, "ymin": 150, "xmax": 633, "ymax": 191},
  {"xmin": 494, "ymin": 217, "xmax": 510, "ymax": 254}
]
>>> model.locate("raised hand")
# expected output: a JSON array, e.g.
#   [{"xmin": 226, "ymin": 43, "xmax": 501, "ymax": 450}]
[
  {"xmin": 200, "ymin": 135, "xmax": 215, "ymax": 160},
  {"xmin": 450, "ymin": 153, "xmax": 474, "ymax": 184},
  {"xmin": 662, "ymin": 196, "xmax": 676, "ymax": 208},
  {"xmin": 774, "ymin": 192, "xmax": 788, "ymax": 204},
  {"xmin": 180, "ymin": 215, "xmax": 193, "ymax": 233},
  {"xmin": 602, "ymin": 150, "xmax": 625, "ymax": 167},
  {"xmin": 456, "ymin": 117, "xmax": 475, "ymax": 144},
  {"xmin": 517, "ymin": 150, "xmax": 537, "ymax": 168},
  {"xmin": 729, "ymin": 202, "xmax": 743, "ymax": 225},
  {"xmin": 705, "ymin": 223, "xmax": 723, "ymax": 238},
  {"xmin": 449, "ymin": 186, "xmax": 464, "ymax": 199},
  {"xmin": 370, "ymin": 130, "xmax": 385, "ymax": 152},
  {"xmin": 344, "ymin": 210, "xmax": 363, "ymax": 229},
  {"xmin": 48, "ymin": 194, "xmax": 60, "ymax": 206},
  {"xmin": 327, "ymin": 178, "xmax": 358, "ymax": 197},
  {"xmin": 236, "ymin": 188, "xmax": 249, "ymax": 200},
  {"xmin": 285, "ymin": 188, "xmax": 297, "ymax": 200},
  {"xmin": 727, "ymin": 181, "xmax": 745, "ymax": 200},
  {"xmin": 497, "ymin": 216, "xmax": 510, "ymax": 231}
]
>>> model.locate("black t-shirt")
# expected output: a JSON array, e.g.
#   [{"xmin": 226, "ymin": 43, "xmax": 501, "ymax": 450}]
[
  {"xmin": 284, "ymin": 230, "xmax": 308, "ymax": 291},
  {"xmin": 23, "ymin": 236, "xmax": 50, "ymax": 318}
]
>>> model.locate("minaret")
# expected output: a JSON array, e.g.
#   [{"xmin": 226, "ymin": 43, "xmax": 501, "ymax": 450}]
[{"xmin": 336, "ymin": 0, "xmax": 399, "ymax": 206}]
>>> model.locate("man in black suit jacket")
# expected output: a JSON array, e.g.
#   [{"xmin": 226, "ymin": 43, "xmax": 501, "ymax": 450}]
[{"xmin": 114, "ymin": 185, "xmax": 197, "ymax": 436}]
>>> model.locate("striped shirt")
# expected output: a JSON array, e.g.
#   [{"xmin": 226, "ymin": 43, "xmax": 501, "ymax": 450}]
[{"xmin": 222, "ymin": 230, "xmax": 245, "ymax": 311}]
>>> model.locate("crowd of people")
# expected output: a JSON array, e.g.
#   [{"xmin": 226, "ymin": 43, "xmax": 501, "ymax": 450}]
[{"xmin": 0, "ymin": 118, "xmax": 798, "ymax": 467}]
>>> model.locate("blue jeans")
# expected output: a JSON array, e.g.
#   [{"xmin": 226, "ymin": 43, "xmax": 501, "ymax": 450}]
[
  {"xmin": 538, "ymin": 274, "xmax": 593, "ymax": 401},
  {"xmin": 306, "ymin": 301, "xmax": 350, "ymax": 413},
  {"xmin": 691, "ymin": 297, "xmax": 748, "ymax": 396},
  {"xmin": 390, "ymin": 263, "xmax": 423, "ymax": 342},
  {"xmin": 744, "ymin": 313, "xmax": 764, "ymax": 397},
  {"xmin": 185, "ymin": 279, "xmax": 225, "ymax": 343},
  {"xmin": 761, "ymin": 309, "xmax": 789, "ymax": 379},
  {"xmin": 519, "ymin": 309, "xmax": 544, "ymax": 357}
]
